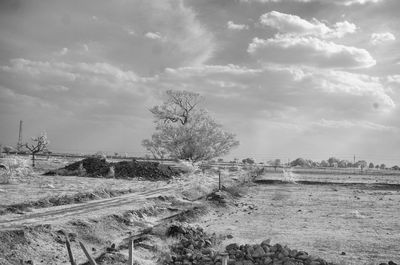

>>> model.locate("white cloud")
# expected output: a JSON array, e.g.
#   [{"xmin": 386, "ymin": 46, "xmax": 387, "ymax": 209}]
[
  {"xmin": 227, "ymin": 21, "xmax": 249, "ymax": 31},
  {"xmin": 240, "ymin": 0, "xmax": 383, "ymax": 5},
  {"xmin": 386, "ymin": 75, "xmax": 400, "ymax": 84},
  {"xmin": 60, "ymin": 47, "xmax": 68, "ymax": 56},
  {"xmin": 259, "ymin": 11, "xmax": 356, "ymax": 38},
  {"xmin": 248, "ymin": 35, "xmax": 376, "ymax": 69},
  {"xmin": 314, "ymin": 119, "xmax": 397, "ymax": 131},
  {"xmin": 370, "ymin": 32, "xmax": 396, "ymax": 45},
  {"xmin": 152, "ymin": 63, "xmax": 395, "ymax": 121},
  {"xmin": 145, "ymin": 32, "xmax": 163, "ymax": 40}
]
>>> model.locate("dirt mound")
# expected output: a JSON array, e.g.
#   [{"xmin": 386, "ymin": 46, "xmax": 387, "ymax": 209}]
[{"xmin": 45, "ymin": 157, "xmax": 182, "ymax": 181}]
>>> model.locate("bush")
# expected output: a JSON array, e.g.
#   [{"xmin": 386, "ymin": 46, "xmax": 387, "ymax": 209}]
[{"xmin": 0, "ymin": 156, "xmax": 32, "ymax": 184}]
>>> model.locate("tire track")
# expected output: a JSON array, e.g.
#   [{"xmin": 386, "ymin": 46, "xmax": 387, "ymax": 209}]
[{"xmin": 0, "ymin": 184, "xmax": 179, "ymax": 230}]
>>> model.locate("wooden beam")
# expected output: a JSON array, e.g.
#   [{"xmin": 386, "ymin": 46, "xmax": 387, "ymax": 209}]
[
  {"xmin": 79, "ymin": 241, "xmax": 98, "ymax": 265},
  {"xmin": 128, "ymin": 239, "xmax": 134, "ymax": 265},
  {"xmin": 63, "ymin": 230, "xmax": 77, "ymax": 265}
]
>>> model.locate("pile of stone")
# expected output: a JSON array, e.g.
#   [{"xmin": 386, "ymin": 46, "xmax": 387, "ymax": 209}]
[
  {"xmin": 45, "ymin": 157, "xmax": 182, "ymax": 181},
  {"xmin": 166, "ymin": 224, "xmax": 218, "ymax": 265},
  {"xmin": 165, "ymin": 224, "xmax": 338, "ymax": 265},
  {"xmin": 224, "ymin": 241, "xmax": 333, "ymax": 265}
]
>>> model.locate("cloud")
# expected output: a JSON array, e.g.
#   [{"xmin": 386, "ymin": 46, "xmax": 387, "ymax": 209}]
[
  {"xmin": 0, "ymin": 58, "xmax": 156, "ymax": 121},
  {"xmin": 145, "ymin": 32, "xmax": 163, "ymax": 40},
  {"xmin": 248, "ymin": 35, "xmax": 375, "ymax": 68},
  {"xmin": 259, "ymin": 11, "xmax": 356, "ymax": 38},
  {"xmin": 370, "ymin": 32, "xmax": 396, "ymax": 45},
  {"xmin": 386, "ymin": 75, "xmax": 400, "ymax": 84},
  {"xmin": 151, "ymin": 64, "xmax": 395, "ymax": 122},
  {"xmin": 0, "ymin": 0, "xmax": 215, "ymax": 76},
  {"xmin": 227, "ymin": 21, "xmax": 249, "ymax": 31},
  {"xmin": 314, "ymin": 119, "xmax": 397, "ymax": 131},
  {"xmin": 240, "ymin": 0, "xmax": 383, "ymax": 5}
]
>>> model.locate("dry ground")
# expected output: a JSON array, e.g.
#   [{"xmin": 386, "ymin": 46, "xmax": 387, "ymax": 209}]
[
  {"xmin": 1, "ymin": 156, "xmax": 399, "ymax": 265},
  {"xmin": 196, "ymin": 172, "xmax": 400, "ymax": 265}
]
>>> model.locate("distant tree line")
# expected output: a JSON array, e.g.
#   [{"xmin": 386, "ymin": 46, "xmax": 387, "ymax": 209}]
[{"xmin": 214, "ymin": 156, "xmax": 400, "ymax": 171}]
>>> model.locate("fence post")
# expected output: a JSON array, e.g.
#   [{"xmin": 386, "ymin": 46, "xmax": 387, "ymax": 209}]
[
  {"xmin": 218, "ymin": 170, "xmax": 221, "ymax": 191},
  {"xmin": 79, "ymin": 241, "xmax": 98, "ymax": 265},
  {"xmin": 221, "ymin": 253, "xmax": 228, "ymax": 265},
  {"xmin": 128, "ymin": 239, "xmax": 134, "ymax": 265},
  {"xmin": 63, "ymin": 231, "xmax": 77, "ymax": 265}
]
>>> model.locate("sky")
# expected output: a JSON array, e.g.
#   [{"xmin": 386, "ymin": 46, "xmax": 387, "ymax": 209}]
[{"xmin": 1, "ymin": 0, "xmax": 400, "ymax": 166}]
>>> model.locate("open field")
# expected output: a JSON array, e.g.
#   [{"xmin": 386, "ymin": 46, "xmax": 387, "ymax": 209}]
[
  {"xmin": 0, "ymin": 156, "xmax": 399, "ymax": 265},
  {"xmin": 196, "ymin": 172, "xmax": 400, "ymax": 265}
]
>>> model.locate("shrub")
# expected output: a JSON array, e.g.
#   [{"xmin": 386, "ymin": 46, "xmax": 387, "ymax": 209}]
[{"xmin": 0, "ymin": 156, "xmax": 32, "ymax": 184}]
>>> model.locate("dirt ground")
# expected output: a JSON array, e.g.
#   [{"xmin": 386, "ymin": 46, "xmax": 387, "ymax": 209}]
[
  {"xmin": 1, "ymin": 157, "xmax": 399, "ymax": 265},
  {"xmin": 196, "ymin": 172, "xmax": 400, "ymax": 265}
]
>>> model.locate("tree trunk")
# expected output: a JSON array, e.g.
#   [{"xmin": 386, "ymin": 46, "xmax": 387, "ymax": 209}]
[{"xmin": 32, "ymin": 153, "xmax": 35, "ymax": 167}]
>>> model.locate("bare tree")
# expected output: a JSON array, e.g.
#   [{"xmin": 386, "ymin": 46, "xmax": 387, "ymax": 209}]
[
  {"xmin": 149, "ymin": 90, "xmax": 203, "ymax": 125},
  {"xmin": 25, "ymin": 132, "xmax": 49, "ymax": 167}
]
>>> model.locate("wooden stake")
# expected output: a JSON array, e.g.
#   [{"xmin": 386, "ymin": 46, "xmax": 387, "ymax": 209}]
[
  {"xmin": 128, "ymin": 239, "xmax": 134, "ymax": 265},
  {"xmin": 221, "ymin": 253, "xmax": 228, "ymax": 265},
  {"xmin": 218, "ymin": 170, "xmax": 221, "ymax": 191},
  {"xmin": 79, "ymin": 241, "xmax": 98, "ymax": 265},
  {"xmin": 63, "ymin": 231, "xmax": 77, "ymax": 265}
]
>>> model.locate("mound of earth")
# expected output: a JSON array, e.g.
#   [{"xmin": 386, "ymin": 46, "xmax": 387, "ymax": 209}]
[{"xmin": 44, "ymin": 157, "xmax": 182, "ymax": 181}]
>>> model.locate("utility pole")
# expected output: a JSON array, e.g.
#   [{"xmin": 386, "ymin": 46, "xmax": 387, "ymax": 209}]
[{"xmin": 17, "ymin": 120, "xmax": 23, "ymax": 153}]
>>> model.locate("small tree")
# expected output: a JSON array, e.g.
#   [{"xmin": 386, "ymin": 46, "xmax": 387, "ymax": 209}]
[
  {"xmin": 356, "ymin": 160, "xmax": 367, "ymax": 170},
  {"xmin": 242, "ymin": 158, "xmax": 255, "ymax": 164},
  {"xmin": 24, "ymin": 132, "xmax": 49, "ymax": 167},
  {"xmin": 273, "ymin": 159, "xmax": 281, "ymax": 171},
  {"xmin": 320, "ymin": 160, "xmax": 329, "ymax": 167},
  {"xmin": 380, "ymin": 163, "xmax": 386, "ymax": 170},
  {"xmin": 368, "ymin": 162, "xmax": 374, "ymax": 169},
  {"xmin": 327, "ymin": 157, "xmax": 339, "ymax": 167}
]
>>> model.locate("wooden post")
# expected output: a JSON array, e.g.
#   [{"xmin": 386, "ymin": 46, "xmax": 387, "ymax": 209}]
[
  {"xmin": 128, "ymin": 239, "xmax": 134, "ymax": 265},
  {"xmin": 221, "ymin": 253, "xmax": 228, "ymax": 265},
  {"xmin": 79, "ymin": 241, "xmax": 98, "ymax": 265},
  {"xmin": 218, "ymin": 170, "xmax": 221, "ymax": 191},
  {"xmin": 63, "ymin": 231, "xmax": 77, "ymax": 265}
]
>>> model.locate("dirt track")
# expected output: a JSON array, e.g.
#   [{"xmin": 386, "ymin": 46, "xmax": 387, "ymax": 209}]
[{"xmin": 0, "ymin": 184, "xmax": 180, "ymax": 231}]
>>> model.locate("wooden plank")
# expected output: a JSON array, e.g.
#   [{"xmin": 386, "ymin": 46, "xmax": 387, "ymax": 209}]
[
  {"xmin": 79, "ymin": 241, "xmax": 98, "ymax": 265},
  {"xmin": 128, "ymin": 239, "xmax": 134, "ymax": 265},
  {"xmin": 63, "ymin": 231, "xmax": 77, "ymax": 265}
]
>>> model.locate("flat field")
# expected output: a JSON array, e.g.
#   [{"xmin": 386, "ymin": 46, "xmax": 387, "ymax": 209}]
[{"xmin": 197, "ymin": 171, "xmax": 400, "ymax": 265}]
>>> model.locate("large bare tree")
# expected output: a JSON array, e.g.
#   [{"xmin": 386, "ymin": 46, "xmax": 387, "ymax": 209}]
[{"xmin": 143, "ymin": 90, "xmax": 239, "ymax": 162}]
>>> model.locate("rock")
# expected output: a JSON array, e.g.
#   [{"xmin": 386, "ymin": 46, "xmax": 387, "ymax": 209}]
[
  {"xmin": 261, "ymin": 239, "xmax": 271, "ymax": 246},
  {"xmin": 388, "ymin": 261, "xmax": 398, "ymax": 265},
  {"xmin": 243, "ymin": 260, "xmax": 255, "ymax": 265},
  {"xmin": 289, "ymin": 250, "xmax": 298, "ymax": 258},
  {"xmin": 252, "ymin": 246, "xmax": 266, "ymax": 258},
  {"xmin": 226, "ymin": 243, "xmax": 239, "ymax": 251},
  {"xmin": 228, "ymin": 260, "xmax": 236, "ymax": 265},
  {"xmin": 340, "ymin": 252, "xmax": 346, "ymax": 255},
  {"xmin": 262, "ymin": 245, "xmax": 270, "ymax": 253},
  {"xmin": 296, "ymin": 254, "xmax": 309, "ymax": 261},
  {"xmin": 262, "ymin": 257, "xmax": 273, "ymax": 265}
]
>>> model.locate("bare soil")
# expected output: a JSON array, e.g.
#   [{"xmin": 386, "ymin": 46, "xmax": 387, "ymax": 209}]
[{"xmin": 195, "ymin": 172, "xmax": 400, "ymax": 265}]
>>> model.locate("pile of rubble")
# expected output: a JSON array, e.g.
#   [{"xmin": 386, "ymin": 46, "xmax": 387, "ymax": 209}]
[
  {"xmin": 165, "ymin": 224, "xmax": 395, "ymax": 265},
  {"xmin": 166, "ymin": 224, "xmax": 218, "ymax": 265},
  {"xmin": 45, "ymin": 157, "xmax": 182, "ymax": 181}
]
